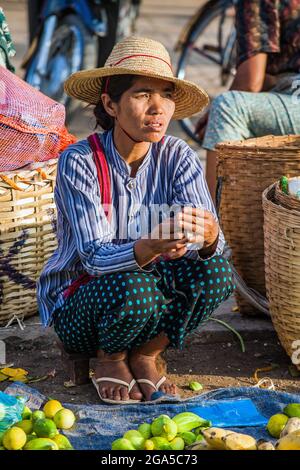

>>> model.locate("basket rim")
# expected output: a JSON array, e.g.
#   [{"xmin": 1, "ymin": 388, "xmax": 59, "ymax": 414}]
[
  {"xmin": 263, "ymin": 182, "xmax": 300, "ymax": 216},
  {"xmin": 216, "ymin": 134, "xmax": 300, "ymax": 151}
]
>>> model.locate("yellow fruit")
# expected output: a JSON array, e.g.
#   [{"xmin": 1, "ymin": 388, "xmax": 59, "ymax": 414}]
[
  {"xmin": 33, "ymin": 418, "xmax": 58, "ymax": 438},
  {"xmin": 15, "ymin": 419, "xmax": 33, "ymax": 435},
  {"xmin": 267, "ymin": 414, "xmax": 289, "ymax": 438},
  {"xmin": 52, "ymin": 434, "xmax": 74, "ymax": 450},
  {"xmin": 275, "ymin": 429, "xmax": 300, "ymax": 450},
  {"xmin": 202, "ymin": 427, "xmax": 232, "ymax": 450},
  {"xmin": 43, "ymin": 400, "xmax": 63, "ymax": 419},
  {"xmin": 24, "ymin": 438, "xmax": 59, "ymax": 450},
  {"xmin": 53, "ymin": 408, "xmax": 76, "ymax": 430},
  {"xmin": 2, "ymin": 427, "xmax": 27, "ymax": 450},
  {"xmin": 223, "ymin": 432, "xmax": 257, "ymax": 450}
]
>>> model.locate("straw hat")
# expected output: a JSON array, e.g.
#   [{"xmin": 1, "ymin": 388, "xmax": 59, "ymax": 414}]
[{"xmin": 64, "ymin": 36, "xmax": 209, "ymax": 120}]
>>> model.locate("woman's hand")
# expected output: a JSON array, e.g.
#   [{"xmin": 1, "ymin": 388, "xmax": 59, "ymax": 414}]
[
  {"xmin": 177, "ymin": 207, "xmax": 219, "ymax": 249},
  {"xmin": 134, "ymin": 217, "xmax": 189, "ymax": 267}
]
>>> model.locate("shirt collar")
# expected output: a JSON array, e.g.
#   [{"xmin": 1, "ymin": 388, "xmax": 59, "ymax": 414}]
[{"xmin": 104, "ymin": 129, "xmax": 153, "ymax": 177}]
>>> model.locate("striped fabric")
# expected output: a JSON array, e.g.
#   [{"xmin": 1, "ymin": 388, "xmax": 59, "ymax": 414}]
[{"xmin": 37, "ymin": 130, "xmax": 225, "ymax": 327}]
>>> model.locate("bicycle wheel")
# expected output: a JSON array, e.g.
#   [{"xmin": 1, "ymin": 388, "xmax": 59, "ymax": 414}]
[
  {"xmin": 25, "ymin": 14, "xmax": 97, "ymax": 109},
  {"xmin": 177, "ymin": 1, "xmax": 236, "ymax": 144}
]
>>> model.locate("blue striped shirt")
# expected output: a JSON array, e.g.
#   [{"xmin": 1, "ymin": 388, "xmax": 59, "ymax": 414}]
[{"xmin": 37, "ymin": 130, "xmax": 225, "ymax": 327}]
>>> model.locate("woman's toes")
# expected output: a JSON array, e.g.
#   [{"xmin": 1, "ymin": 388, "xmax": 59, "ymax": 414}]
[
  {"xmin": 130, "ymin": 390, "xmax": 143, "ymax": 401},
  {"xmin": 100, "ymin": 387, "xmax": 108, "ymax": 399},
  {"xmin": 120, "ymin": 387, "xmax": 130, "ymax": 401}
]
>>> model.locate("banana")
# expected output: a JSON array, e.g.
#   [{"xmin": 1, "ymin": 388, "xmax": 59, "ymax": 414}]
[
  {"xmin": 275, "ymin": 429, "xmax": 300, "ymax": 450},
  {"xmin": 280, "ymin": 417, "xmax": 300, "ymax": 438},
  {"xmin": 222, "ymin": 432, "xmax": 257, "ymax": 450},
  {"xmin": 257, "ymin": 439, "xmax": 275, "ymax": 450},
  {"xmin": 201, "ymin": 427, "xmax": 233, "ymax": 450}
]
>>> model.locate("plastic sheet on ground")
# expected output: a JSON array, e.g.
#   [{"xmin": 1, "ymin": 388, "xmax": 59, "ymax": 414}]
[{"xmin": 4, "ymin": 382, "xmax": 300, "ymax": 450}]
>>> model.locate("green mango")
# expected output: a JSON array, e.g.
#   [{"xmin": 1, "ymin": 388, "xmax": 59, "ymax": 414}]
[
  {"xmin": 151, "ymin": 415, "xmax": 177, "ymax": 441},
  {"xmin": 111, "ymin": 438, "xmax": 135, "ymax": 451},
  {"xmin": 145, "ymin": 437, "xmax": 171, "ymax": 450},
  {"xmin": 23, "ymin": 438, "xmax": 59, "ymax": 450},
  {"xmin": 138, "ymin": 423, "xmax": 152, "ymax": 440},
  {"xmin": 169, "ymin": 437, "xmax": 185, "ymax": 450},
  {"xmin": 284, "ymin": 404, "xmax": 300, "ymax": 419},
  {"xmin": 180, "ymin": 431, "xmax": 197, "ymax": 446},
  {"xmin": 172, "ymin": 412, "xmax": 211, "ymax": 433},
  {"xmin": 123, "ymin": 430, "xmax": 145, "ymax": 450}
]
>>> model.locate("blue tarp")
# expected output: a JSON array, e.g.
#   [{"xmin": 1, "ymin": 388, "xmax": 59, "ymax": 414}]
[{"xmin": 4, "ymin": 382, "xmax": 300, "ymax": 450}]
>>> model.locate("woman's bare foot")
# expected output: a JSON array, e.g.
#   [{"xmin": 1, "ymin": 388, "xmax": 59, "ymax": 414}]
[
  {"xmin": 95, "ymin": 358, "xmax": 143, "ymax": 402},
  {"xmin": 128, "ymin": 353, "xmax": 178, "ymax": 401}
]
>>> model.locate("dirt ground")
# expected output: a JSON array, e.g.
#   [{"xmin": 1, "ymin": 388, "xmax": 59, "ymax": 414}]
[{"xmin": 1, "ymin": 332, "xmax": 299, "ymax": 404}]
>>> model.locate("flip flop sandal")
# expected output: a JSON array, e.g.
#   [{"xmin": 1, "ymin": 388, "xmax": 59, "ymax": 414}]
[
  {"xmin": 92, "ymin": 376, "xmax": 142, "ymax": 405},
  {"xmin": 136, "ymin": 376, "xmax": 181, "ymax": 403}
]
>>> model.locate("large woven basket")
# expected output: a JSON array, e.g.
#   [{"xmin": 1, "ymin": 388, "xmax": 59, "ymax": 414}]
[
  {"xmin": 274, "ymin": 178, "xmax": 300, "ymax": 212},
  {"xmin": 217, "ymin": 134, "xmax": 300, "ymax": 316},
  {"xmin": 0, "ymin": 161, "xmax": 58, "ymax": 326},
  {"xmin": 263, "ymin": 184, "xmax": 300, "ymax": 370}
]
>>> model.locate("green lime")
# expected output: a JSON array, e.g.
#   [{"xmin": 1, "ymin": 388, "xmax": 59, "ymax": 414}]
[
  {"xmin": 33, "ymin": 418, "xmax": 58, "ymax": 439},
  {"xmin": 284, "ymin": 404, "xmax": 300, "ymax": 418},
  {"xmin": 267, "ymin": 413, "xmax": 289, "ymax": 438},
  {"xmin": 31, "ymin": 410, "xmax": 45, "ymax": 422}
]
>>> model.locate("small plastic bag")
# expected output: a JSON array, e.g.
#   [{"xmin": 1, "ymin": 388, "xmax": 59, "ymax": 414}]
[{"xmin": 0, "ymin": 391, "xmax": 25, "ymax": 433}]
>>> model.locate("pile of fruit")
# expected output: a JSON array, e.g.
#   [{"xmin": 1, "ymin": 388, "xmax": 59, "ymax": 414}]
[
  {"xmin": 111, "ymin": 403, "xmax": 300, "ymax": 451},
  {"xmin": 265, "ymin": 403, "xmax": 300, "ymax": 450},
  {"xmin": 0, "ymin": 399, "xmax": 76, "ymax": 450},
  {"xmin": 111, "ymin": 412, "xmax": 212, "ymax": 450}
]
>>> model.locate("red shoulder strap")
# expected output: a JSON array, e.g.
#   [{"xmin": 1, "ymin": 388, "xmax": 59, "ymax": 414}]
[{"xmin": 87, "ymin": 133, "xmax": 112, "ymax": 222}]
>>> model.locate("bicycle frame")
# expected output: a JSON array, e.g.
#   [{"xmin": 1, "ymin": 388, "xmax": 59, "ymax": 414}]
[{"xmin": 40, "ymin": 0, "xmax": 107, "ymax": 36}]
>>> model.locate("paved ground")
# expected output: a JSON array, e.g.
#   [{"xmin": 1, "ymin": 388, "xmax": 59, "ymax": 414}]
[{"xmin": 0, "ymin": 0, "xmax": 299, "ymax": 404}]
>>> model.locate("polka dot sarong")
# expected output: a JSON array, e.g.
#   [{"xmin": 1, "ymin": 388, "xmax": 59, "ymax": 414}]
[{"xmin": 53, "ymin": 255, "xmax": 235, "ymax": 354}]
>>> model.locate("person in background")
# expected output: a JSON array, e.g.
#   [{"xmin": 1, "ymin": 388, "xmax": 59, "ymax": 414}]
[
  {"xmin": 196, "ymin": 0, "xmax": 300, "ymax": 202},
  {"xmin": 0, "ymin": 7, "xmax": 16, "ymax": 71}
]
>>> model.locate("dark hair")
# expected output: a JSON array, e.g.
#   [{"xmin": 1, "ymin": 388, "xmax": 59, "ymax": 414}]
[{"xmin": 94, "ymin": 74, "xmax": 137, "ymax": 130}]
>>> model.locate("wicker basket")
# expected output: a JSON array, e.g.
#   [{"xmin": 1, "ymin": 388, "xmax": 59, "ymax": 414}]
[
  {"xmin": 263, "ymin": 183, "xmax": 300, "ymax": 370},
  {"xmin": 275, "ymin": 178, "xmax": 300, "ymax": 212},
  {"xmin": 0, "ymin": 161, "xmax": 58, "ymax": 326},
  {"xmin": 217, "ymin": 134, "xmax": 300, "ymax": 316}
]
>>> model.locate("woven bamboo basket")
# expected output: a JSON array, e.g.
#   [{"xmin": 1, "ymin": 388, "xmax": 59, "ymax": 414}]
[
  {"xmin": 263, "ymin": 183, "xmax": 300, "ymax": 370},
  {"xmin": 275, "ymin": 178, "xmax": 300, "ymax": 212},
  {"xmin": 0, "ymin": 160, "xmax": 58, "ymax": 326},
  {"xmin": 216, "ymin": 134, "xmax": 300, "ymax": 316}
]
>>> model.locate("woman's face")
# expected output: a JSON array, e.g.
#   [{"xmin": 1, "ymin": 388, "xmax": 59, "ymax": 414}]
[{"xmin": 103, "ymin": 76, "xmax": 176, "ymax": 143}]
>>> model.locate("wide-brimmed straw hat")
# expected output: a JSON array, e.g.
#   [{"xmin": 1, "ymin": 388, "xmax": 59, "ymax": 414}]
[{"xmin": 64, "ymin": 36, "xmax": 209, "ymax": 120}]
